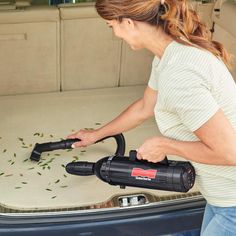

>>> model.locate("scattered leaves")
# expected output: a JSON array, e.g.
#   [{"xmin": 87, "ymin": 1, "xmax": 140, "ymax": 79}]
[
  {"xmin": 73, "ymin": 156, "xmax": 79, "ymax": 160},
  {"xmin": 60, "ymin": 185, "xmax": 68, "ymax": 188}
]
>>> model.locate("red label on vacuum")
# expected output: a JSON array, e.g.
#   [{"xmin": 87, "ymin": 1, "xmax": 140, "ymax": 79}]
[{"xmin": 131, "ymin": 168, "xmax": 157, "ymax": 179}]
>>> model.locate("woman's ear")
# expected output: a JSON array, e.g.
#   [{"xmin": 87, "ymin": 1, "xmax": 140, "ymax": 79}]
[{"xmin": 124, "ymin": 18, "xmax": 135, "ymax": 30}]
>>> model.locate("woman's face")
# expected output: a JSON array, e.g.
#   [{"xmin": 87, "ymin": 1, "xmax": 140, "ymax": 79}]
[{"xmin": 106, "ymin": 19, "xmax": 143, "ymax": 50}]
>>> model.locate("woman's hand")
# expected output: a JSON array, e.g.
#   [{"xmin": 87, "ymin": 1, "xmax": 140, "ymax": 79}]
[
  {"xmin": 136, "ymin": 136, "xmax": 167, "ymax": 163},
  {"xmin": 67, "ymin": 129, "xmax": 101, "ymax": 148}
]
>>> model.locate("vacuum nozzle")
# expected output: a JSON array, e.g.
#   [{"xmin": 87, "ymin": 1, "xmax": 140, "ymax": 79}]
[
  {"xmin": 30, "ymin": 139, "xmax": 80, "ymax": 162},
  {"xmin": 66, "ymin": 162, "xmax": 95, "ymax": 176},
  {"xmin": 30, "ymin": 143, "xmax": 42, "ymax": 161}
]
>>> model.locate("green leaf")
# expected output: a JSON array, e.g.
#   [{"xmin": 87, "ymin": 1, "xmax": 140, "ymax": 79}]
[{"xmin": 60, "ymin": 185, "xmax": 68, "ymax": 188}]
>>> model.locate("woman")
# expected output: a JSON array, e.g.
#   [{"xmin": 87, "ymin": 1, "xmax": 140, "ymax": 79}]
[{"xmin": 67, "ymin": 0, "xmax": 236, "ymax": 235}]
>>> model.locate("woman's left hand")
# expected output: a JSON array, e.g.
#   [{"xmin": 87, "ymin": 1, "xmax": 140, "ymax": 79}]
[{"xmin": 136, "ymin": 136, "xmax": 167, "ymax": 163}]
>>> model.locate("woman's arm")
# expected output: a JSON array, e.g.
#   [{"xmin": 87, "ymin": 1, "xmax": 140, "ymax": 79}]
[
  {"xmin": 137, "ymin": 109, "xmax": 236, "ymax": 166},
  {"xmin": 68, "ymin": 86, "xmax": 157, "ymax": 147},
  {"xmin": 96, "ymin": 86, "xmax": 157, "ymax": 138}
]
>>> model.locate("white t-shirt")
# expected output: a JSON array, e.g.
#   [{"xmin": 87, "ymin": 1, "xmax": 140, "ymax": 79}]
[{"xmin": 148, "ymin": 40, "xmax": 236, "ymax": 207}]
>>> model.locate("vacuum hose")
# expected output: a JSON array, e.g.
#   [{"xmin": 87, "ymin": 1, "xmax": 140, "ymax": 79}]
[{"xmin": 30, "ymin": 133, "xmax": 125, "ymax": 162}]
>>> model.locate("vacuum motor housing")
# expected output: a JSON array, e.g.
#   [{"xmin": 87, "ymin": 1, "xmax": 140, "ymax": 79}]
[{"xmin": 66, "ymin": 151, "xmax": 195, "ymax": 193}]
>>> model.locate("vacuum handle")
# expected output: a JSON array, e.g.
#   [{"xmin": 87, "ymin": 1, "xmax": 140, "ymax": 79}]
[
  {"xmin": 129, "ymin": 150, "xmax": 169, "ymax": 166},
  {"xmin": 32, "ymin": 139, "xmax": 80, "ymax": 153},
  {"xmin": 43, "ymin": 134, "xmax": 125, "ymax": 154},
  {"xmin": 50, "ymin": 139, "xmax": 79, "ymax": 150}
]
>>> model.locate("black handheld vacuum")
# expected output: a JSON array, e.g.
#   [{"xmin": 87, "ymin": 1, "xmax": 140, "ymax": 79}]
[{"xmin": 30, "ymin": 133, "xmax": 195, "ymax": 193}]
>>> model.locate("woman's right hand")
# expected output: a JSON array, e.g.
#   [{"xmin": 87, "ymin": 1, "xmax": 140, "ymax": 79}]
[{"xmin": 67, "ymin": 129, "xmax": 101, "ymax": 148}]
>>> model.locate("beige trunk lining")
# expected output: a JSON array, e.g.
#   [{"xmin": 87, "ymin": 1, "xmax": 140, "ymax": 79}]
[{"xmin": 0, "ymin": 86, "xmax": 198, "ymax": 212}]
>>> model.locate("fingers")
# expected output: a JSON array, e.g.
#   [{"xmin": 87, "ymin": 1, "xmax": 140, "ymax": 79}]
[
  {"xmin": 67, "ymin": 132, "xmax": 79, "ymax": 139},
  {"xmin": 136, "ymin": 148, "xmax": 164, "ymax": 163},
  {"xmin": 67, "ymin": 129, "xmax": 97, "ymax": 149},
  {"xmin": 67, "ymin": 130, "xmax": 83, "ymax": 148},
  {"xmin": 136, "ymin": 148, "xmax": 148, "ymax": 161},
  {"xmin": 71, "ymin": 141, "xmax": 87, "ymax": 149},
  {"xmin": 136, "ymin": 149, "xmax": 151, "ymax": 162},
  {"xmin": 136, "ymin": 149, "xmax": 142, "ymax": 160}
]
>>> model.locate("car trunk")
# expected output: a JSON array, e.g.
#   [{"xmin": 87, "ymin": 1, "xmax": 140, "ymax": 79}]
[
  {"xmin": 0, "ymin": 85, "xmax": 202, "ymax": 213},
  {"xmin": 0, "ymin": 1, "xmax": 235, "ymax": 233}
]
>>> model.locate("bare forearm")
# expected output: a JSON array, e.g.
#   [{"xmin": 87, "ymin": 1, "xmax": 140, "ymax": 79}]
[
  {"xmin": 96, "ymin": 98, "xmax": 151, "ymax": 139},
  {"xmin": 163, "ymin": 137, "xmax": 236, "ymax": 165},
  {"xmin": 68, "ymin": 87, "xmax": 157, "ymax": 148},
  {"xmin": 137, "ymin": 108, "xmax": 236, "ymax": 166}
]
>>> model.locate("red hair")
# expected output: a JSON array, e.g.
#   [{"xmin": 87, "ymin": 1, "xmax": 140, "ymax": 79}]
[{"xmin": 95, "ymin": 0, "xmax": 232, "ymax": 69}]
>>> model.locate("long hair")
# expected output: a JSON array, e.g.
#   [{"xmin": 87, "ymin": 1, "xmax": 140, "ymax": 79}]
[{"xmin": 95, "ymin": 0, "xmax": 232, "ymax": 69}]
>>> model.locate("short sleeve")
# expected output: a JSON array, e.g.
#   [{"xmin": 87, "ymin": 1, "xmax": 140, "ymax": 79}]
[
  {"xmin": 163, "ymin": 64, "xmax": 220, "ymax": 131},
  {"xmin": 148, "ymin": 56, "xmax": 160, "ymax": 91}
]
